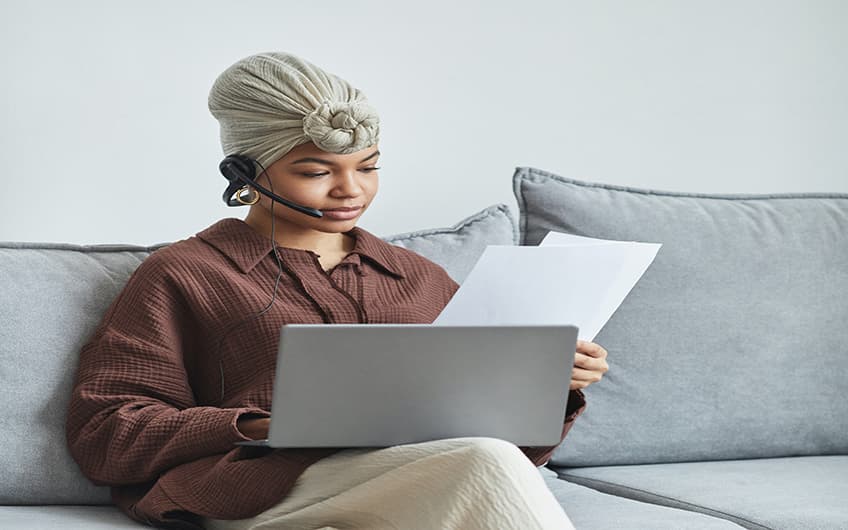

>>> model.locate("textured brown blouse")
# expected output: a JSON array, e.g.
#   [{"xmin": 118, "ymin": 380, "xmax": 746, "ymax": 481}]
[{"xmin": 65, "ymin": 217, "xmax": 587, "ymax": 529}]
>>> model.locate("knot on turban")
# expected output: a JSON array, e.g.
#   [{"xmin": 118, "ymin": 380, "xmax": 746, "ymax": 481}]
[
  {"xmin": 208, "ymin": 51, "xmax": 380, "ymax": 171},
  {"xmin": 303, "ymin": 100, "xmax": 380, "ymax": 154}
]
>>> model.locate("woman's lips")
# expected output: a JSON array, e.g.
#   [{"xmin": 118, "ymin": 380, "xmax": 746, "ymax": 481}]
[{"xmin": 320, "ymin": 206, "xmax": 362, "ymax": 220}]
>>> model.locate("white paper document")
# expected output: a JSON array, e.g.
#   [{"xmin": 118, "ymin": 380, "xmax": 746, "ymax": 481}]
[{"xmin": 432, "ymin": 232, "xmax": 662, "ymax": 341}]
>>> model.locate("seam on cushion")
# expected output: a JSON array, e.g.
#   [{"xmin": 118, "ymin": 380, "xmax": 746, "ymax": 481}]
[
  {"xmin": 384, "ymin": 204, "xmax": 513, "ymax": 244},
  {"xmin": 519, "ymin": 166, "xmax": 848, "ymax": 201},
  {"xmin": 555, "ymin": 472, "xmax": 772, "ymax": 530},
  {"xmin": 0, "ymin": 241, "xmax": 171, "ymax": 251},
  {"xmin": 504, "ymin": 203, "xmax": 520, "ymax": 245},
  {"xmin": 512, "ymin": 167, "xmax": 530, "ymax": 246}
]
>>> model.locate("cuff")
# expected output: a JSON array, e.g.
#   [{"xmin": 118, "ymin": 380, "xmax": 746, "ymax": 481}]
[
  {"xmin": 519, "ymin": 388, "xmax": 588, "ymax": 467},
  {"xmin": 198, "ymin": 407, "xmax": 271, "ymax": 450},
  {"xmin": 564, "ymin": 388, "xmax": 587, "ymax": 421}
]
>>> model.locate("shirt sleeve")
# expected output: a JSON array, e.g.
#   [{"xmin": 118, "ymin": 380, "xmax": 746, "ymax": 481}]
[
  {"xmin": 64, "ymin": 255, "xmax": 269, "ymax": 486},
  {"xmin": 519, "ymin": 388, "xmax": 587, "ymax": 467}
]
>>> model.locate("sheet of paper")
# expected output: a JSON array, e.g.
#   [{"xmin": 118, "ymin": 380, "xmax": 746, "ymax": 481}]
[{"xmin": 433, "ymin": 232, "xmax": 661, "ymax": 341}]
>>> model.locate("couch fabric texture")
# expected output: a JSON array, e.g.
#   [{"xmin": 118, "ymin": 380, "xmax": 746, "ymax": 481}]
[
  {"xmin": 556, "ymin": 456, "xmax": 848, "ymax": 529},
  {"xmin": 514, "ymin": 167, "xmax": 848, "ymax": 466},
  {"xmin": 513, "ymin": 166, "xmax": 848, "ymax": 528}
]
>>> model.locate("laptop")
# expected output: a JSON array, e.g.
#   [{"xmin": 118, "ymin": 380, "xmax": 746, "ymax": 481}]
[{"xmin": 235, "ymin": 324, "xmax": 578, "ymax": 448}]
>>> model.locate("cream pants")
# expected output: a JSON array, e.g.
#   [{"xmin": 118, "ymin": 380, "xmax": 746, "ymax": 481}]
[{"xmin": 202, "ymin": 437, "xmax": 575, "ymax": 530}]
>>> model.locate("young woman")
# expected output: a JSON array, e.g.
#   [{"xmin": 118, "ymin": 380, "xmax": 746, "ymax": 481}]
[{"xmin": 65, "ymin": 51, "xmax": 609, "ymax": 530}]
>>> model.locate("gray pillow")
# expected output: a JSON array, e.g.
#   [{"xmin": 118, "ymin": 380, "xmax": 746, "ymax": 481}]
[
  {"xmin": 0, "ymin": 243, "xmax": 164, "ymax": 505},
  {"xmin": 0, "ymin": 204, "xmax": 516, "ymax": 504},
  {"xmin": 385, "ymin": 203, "xmax": 518, "ymax": 283},
  {"xmin": 513, "ymin": 167, "xmax": 848, "ymax": 466}
]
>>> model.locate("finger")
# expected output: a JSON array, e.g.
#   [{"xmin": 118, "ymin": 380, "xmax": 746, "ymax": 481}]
[
  {"xmin": 577, "ymin": 340, "xmax": 607, "ymax": 358},
  {"xmin": 574, "ymin": 355, "xmax": 610, "ymax": 376},
  {"xmin": 574, "ymin": 352, "xmax": 607, "ymax": 370},
  {"xmin": 577, "ymin": 341, "xmax": 604, "ymax": 357},
  {"xmin": 571, "ymin": 367, "xmax": 602, "ymax": 382},
  {"xmin": 573, "ymin": 352, "xmax": 597, "ymax": 368},
  {"xmin": 570, "ymin": 380, "xmax": 589, "ymax": 390}
]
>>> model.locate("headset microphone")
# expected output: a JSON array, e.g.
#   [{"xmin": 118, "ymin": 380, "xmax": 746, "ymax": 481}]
[{"xmin": 219, "ymin": 154, "xmax": 323, "ymax": 218}]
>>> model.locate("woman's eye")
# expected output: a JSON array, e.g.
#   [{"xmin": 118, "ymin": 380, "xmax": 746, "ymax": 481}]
[{"xmin": 301, "ymin": 167, "xmax": 380, "ymax": 178}]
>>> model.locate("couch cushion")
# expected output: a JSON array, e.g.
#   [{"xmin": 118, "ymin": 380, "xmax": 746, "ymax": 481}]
[
  {"xmin": 0, "ymin": 470, "xmax": 743, "ymax": 530},
  {"xmin": 0, "ymin": 243, "xmax": 164, "ymax": 505},
  {"xmin": 384, "ymin": 203, "xmax": 518, "ymax": 283},
  {"xmin": 0, "ymin": 505, "xmax": 146, "ymax": 528},
  {"xmin": 0, "ymin": 204, "xmax": 515, "ymax": 504},
  {"xmin": 514, "ymin": 167, "xmax": 848, "ymax": 466},
  {"xmin": 552, "ymin": 456, "xmax": 848, "ymax": 530},
  {"xmin": 539, "ymin": 467, "xmax": 744, "ymax": 529}
]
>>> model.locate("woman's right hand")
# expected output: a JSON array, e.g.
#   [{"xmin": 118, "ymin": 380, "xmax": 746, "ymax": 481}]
[
  {"xmin": 237, "ymin": 417, "xmax": 270, "ymax": 440},
  {"xmin": 570, "ymin": 340, "xmax": 609, "ymax": 390}
]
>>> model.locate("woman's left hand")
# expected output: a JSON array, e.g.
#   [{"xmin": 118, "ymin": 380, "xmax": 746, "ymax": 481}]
[{"xmin": 570, "ymin": 340, "xmax": 609, "ymax": 390}]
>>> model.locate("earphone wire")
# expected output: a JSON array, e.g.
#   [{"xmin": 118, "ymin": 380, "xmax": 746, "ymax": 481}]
[
  {"xmin": 255, "ymin": 158, "xmax": 286, "ymax": 317},
  {"xmin": 216, "ymin": 158, "xmax": 286, "ymax": 402}
]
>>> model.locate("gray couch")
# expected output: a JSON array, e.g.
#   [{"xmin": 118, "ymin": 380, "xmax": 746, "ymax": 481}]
[{"xmin": 1, "ymin": 168, "xmax": 846, "ymax": 529}]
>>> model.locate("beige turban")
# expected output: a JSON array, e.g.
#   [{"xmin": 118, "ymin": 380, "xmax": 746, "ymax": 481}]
[{"xmin": 208, "ymin": 51, "xmax": 380, "ymax": 170}]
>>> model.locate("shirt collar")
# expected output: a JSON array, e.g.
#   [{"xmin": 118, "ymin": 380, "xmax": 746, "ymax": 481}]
[
  {"xmin": 196, "ymin": 218, "xmax": 406, "ymax": 279},
  {"xmin": 346, "ymin": 225, "xmax": 407, "ymax": 279}
]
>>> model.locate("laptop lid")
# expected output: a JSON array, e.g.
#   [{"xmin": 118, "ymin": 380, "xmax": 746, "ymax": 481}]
[{"xmin": 242, "ymin": 324, "xmax": 577, "ymax": 448}]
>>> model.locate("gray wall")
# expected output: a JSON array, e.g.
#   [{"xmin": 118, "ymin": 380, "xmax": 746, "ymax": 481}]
[{"xmin": 2, "ymin": 0, "xmax": 846, "ymax": 245}]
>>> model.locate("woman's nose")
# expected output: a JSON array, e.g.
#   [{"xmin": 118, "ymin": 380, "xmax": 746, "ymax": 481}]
[{"xmin": 333, "ymin": 170, "xmax": 365, "ymax": 195}]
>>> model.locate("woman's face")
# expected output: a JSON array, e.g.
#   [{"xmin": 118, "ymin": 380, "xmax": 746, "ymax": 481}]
[{"xmin": 250, "ymin": 141, "xmax": 380, "ymax": 234}]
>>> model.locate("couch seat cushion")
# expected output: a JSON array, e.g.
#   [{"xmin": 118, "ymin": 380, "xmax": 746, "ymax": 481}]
[
  {"xmin": 0, "ymin": 505, "xmax": 146, "ymax": 528},
  {"xmin": 0, "ymin": 470, "xmax": 745, "ymax": 530},
  {"xmin": 552, "ymin": 455, "xmax": 848, "ymax": 530},
  {"xmin": 539, "ymin": 467, "xmax": 744, "ymax": 529}
]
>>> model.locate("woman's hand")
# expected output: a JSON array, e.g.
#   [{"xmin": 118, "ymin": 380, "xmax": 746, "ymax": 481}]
[
  {"xmin": 237, "ymin": 417, "xmax": 270, "ymax": 440},
  {"xmin": 570, "ymin": 340, "xmax": 609, "ymax": 390}
]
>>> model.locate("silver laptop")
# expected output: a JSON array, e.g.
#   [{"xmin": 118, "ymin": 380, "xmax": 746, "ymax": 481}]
[{"xmin": 235, "ymin": 324, "xmax": 578, "ymax": 448}]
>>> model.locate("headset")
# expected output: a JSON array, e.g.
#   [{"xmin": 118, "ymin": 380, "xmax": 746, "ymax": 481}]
[
  {"xmin": 219, "ymin": 154, "xmax": 324, "ymax": 218},
  {"xmin": 215, "ymin": 154, "xmax": 331, "ymax": 402}
]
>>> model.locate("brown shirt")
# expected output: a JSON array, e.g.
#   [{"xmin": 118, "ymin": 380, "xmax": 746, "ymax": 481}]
[{"xmin": 65, "ymin": 217, "xmax": 587, "ymax": 529}]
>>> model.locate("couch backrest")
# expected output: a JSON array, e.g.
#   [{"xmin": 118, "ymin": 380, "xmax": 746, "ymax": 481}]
[
  {"xmin": 0, "ymin": 205, "xmax": 516, "ymax": 505},
  {"xmin": 514, "ymin": 167, "xmax": 848, "ymax": 467},
  {"xmin": 0, "ymin": 242, "xmax": 163, "ymax": 505}
]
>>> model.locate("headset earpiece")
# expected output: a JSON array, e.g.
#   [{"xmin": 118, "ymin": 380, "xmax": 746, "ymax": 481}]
[
  {"xmin": 221, "ymin": 154, "xmax": 258, "ymax": 206},
  {"xmin": 218, "ymin": 154, "xmax": 323, "ymax": 217},
  {"xmin": 220, "ymin": 154, "xmax": 256, "ymax": 183}
]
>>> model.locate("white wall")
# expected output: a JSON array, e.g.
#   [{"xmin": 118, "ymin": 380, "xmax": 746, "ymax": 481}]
[{"xmin": 2, "ymin": 0, "xmax": 846, "ymax": 245}]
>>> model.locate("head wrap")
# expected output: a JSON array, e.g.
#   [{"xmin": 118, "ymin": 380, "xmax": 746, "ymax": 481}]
[{"xmin": 208, "ymin": 51, "xmax": 380, "ymax": 171}]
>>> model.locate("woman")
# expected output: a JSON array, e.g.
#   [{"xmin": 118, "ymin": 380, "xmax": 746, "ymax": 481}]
[{"xmin": 65, "ymin": 51, "xmax": 609, "ymax": 530}]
